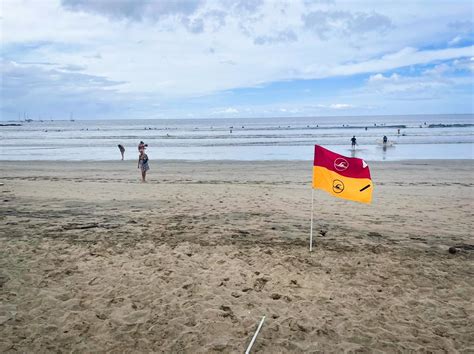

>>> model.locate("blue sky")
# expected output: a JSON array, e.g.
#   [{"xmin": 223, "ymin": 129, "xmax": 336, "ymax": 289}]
[{"xmin": 1, "ymin": 0, "xmax": 473, "ymax": 120}]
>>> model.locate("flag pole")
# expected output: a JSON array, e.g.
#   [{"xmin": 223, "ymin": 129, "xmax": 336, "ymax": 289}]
[
  {"xmin": 245, "ymin": 316, "xmax": 266, "ymax": 354},
  {"xmin": 310, "ymin": 188, "xmax": 314, "ymax": 252}
]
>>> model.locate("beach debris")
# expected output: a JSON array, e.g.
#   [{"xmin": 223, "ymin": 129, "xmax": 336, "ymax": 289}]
[
  {"xmin": 62, "ymin": 222, "xmax": 99, "ymax": 230},
  {"xmin": 245, "ymin": 316, "xmax": 266, "ymax": 354},
  {"xmin": 270, "ymin": 293, "xmax": 281, "ymax": 300},
  {"xmin": 448, "ymin": 244, "xmax": 474, "ymax": 254},
  {"xmin": 368, "ymin": 232, "xmax": 382, "ymax": 238}
]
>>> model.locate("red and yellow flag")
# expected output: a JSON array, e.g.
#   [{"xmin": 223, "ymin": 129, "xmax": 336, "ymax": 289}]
[{"xmin": 313, "ymin": 145, "xmax": 372, "ymax": 204}]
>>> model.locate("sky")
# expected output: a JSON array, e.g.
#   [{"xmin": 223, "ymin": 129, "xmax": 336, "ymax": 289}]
[{"xmin": 1, "ymin": 0, "xmax": 473, "ymax": 120}]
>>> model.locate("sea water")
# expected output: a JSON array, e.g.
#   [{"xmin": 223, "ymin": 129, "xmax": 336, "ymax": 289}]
[{"xmin": 0, "ymin": 114, "xmax": 472, "ymax": 161}]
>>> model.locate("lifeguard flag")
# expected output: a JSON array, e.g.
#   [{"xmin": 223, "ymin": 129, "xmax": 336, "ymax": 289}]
[{"xmin": 313, "ymin": 145, "xmax": 372, "ymax": 204}]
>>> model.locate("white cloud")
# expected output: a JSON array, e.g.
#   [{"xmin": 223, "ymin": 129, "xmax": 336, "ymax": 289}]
[
  {"xmin": 212, "ymin": 107, "xmax": 239, "ymax": 115},
  {"xmin": 329, "ymin": 103, "xmax": 353, "ymax": 109},
  {"xmin": 61, "ymin": 0, "xmax": 204, "ymax": 22},
  {"xmin": 303, "ymin": 9, "xmax": 393, "ymax": 40},
  {"xmin": 364, "ymin": 60, "xmax": 472, "ymax": 100}
]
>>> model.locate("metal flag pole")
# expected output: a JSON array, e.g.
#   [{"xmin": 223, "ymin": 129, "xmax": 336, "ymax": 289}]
[{"xmin": 310, "ymin": 188, "xmax": 314, "ymax": 252}]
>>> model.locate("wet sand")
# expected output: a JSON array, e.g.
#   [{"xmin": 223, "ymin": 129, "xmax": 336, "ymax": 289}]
[{"xmin": 0, "ymin": 160, "xmax": 473, "ymax": 352}]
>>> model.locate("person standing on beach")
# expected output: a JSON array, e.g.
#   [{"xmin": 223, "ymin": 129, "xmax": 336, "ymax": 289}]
[
  {"xmin": 138, "ymin": 149, "xmax": 150, "ymax": 182},
  {"xmin": 351, "ymin": 136, "xmax": 357, "ymax": 149},
  {"xmin": 138, "ymin": 141, "xmax": 147, "ymax": 152},
  {"xmin": 118, "ymin": 144, "xmax": 125, "ymax": 160}
]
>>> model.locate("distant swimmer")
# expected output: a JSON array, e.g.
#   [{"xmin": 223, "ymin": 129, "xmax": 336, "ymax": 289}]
[
  {"xmin": 118, "ymin": 144, "xmax": 125, "ymax": 160},
  {"xmin": 397, "ymin": 128, "xmax": 400, "ymax": 135},
  {"xmin": 351, "ymin": 136, "xmax": 357, "ymax": 149},
  {"xmin": 383, "ymin": 135, "xmax": 388, "ymax": 144}
]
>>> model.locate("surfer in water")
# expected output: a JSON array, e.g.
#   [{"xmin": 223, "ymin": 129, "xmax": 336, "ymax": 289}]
[
  {"xmin": 383, "ymin": 135, "xmax": 388, "ymax": 145},
  {"xmin": 118, "ymin": 144, "xmax": 125, "ymax": 160},
  {"xmin": 351, "ymin": 136, "xmax": 357, "ymax": 150}
]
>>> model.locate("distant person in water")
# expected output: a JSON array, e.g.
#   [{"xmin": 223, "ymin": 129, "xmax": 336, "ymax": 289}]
[
  {"xmin": 138, "ymin": 149, "xmax": 150, "ymax": 182},
  {"xmin": 118, "ymin": 144, "xmax": 125, "ymax": 160},
  {"xmin": 383, "ymin": 135, "xmax": 388, "ymax": 144},
  {"xmin": 351, "ymin": 136, "xmax": 357, "ymax": 149}
]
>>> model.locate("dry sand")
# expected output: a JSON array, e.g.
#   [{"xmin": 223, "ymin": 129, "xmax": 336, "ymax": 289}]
[{"xmin": 0, "ymin": 160, "xmax": 473, "ymax": 353}]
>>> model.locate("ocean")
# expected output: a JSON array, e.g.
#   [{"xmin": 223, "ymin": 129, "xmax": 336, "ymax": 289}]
[{"xmin": 1, "ymin": 114, "xmax": 472, "ymax": 161}]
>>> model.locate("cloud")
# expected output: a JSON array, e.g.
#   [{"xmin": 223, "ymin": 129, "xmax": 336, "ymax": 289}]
[
  {"xmin": 254, "ymin": 29, "xmax": 298, "ymax": 45},
  {"xmin": 203, "ymin": 10, "xmax": 227, "ymax": 30},
  {"xmin": 60, "ymin": 64, "xmax": 86, "ymax": 71},
  {"xmin": 320, "ymin": 46, "xmax": 474, "ymax": 78},
  {"xmin": 449, "ymin": 36, "xmax": 463, "ymax": 46},
  {"xmin": 446, "ymin": 20, "xmax": 473, "ymax": 47},
  {"xmin": 61, "ymin": 0, "xmax": 204, "ymax": 22},
  {"xmin": 1, "ymin": 60, "xmax": 128, "ymax": 118},
  {"xmin": 329, "ymin": 103, "xmax": 353, "ymax": 109},
  {"xmin": 182, "ymin": 17, "xmax": 205, "ymax": 33},
  {"xmin": 212, "ymin": 107, "xmax": 239, "ymax": 115},
  {"xmin": 226, "ymin": 0, "xmax": 264, "ymax": 13},
  {"xmin": 365, "ymin": 70, "xmax": 456, "ymax": 100},
  {"xmin": 303, "ymin": 10, "xmax": 393, "ymax": 40},
  {"xmin": 2, "ymin": 60, "xmax": 124, "ymax": 92},
  {"xmin": 448, "ymin": 20, "xmax": 473, "ymax": 33}
]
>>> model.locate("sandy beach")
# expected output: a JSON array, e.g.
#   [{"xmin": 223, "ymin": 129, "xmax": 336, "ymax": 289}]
[{"xmin": 0, "ymin": 159, "xmax": 473, "ymax": 352}]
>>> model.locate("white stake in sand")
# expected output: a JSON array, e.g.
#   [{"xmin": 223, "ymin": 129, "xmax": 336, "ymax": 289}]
[{"xmin": 245, "ymin": 316, "xmax": 266, "ymax": 354}]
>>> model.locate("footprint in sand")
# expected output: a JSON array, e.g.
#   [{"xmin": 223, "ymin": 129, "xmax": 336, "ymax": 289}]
[{"xmin": 253, "ymin": 277, "xmax": 269, "ymax": 292}]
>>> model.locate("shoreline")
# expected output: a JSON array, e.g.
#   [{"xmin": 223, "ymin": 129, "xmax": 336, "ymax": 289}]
[{"xmin": 1, "ymin": 142, "xmax": 473, "ymax": 162}]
